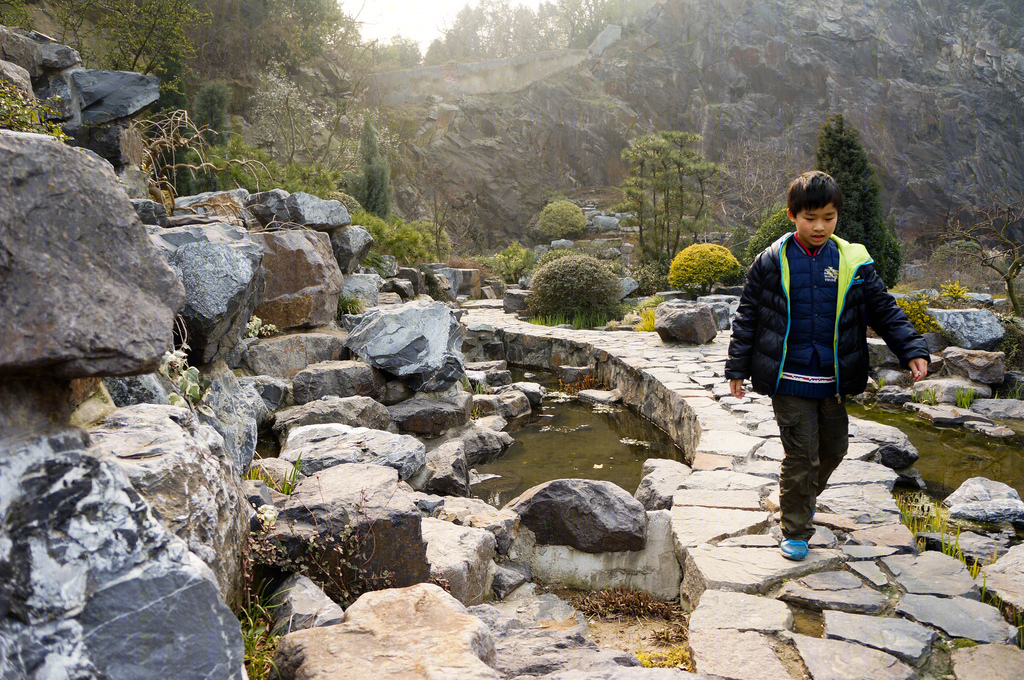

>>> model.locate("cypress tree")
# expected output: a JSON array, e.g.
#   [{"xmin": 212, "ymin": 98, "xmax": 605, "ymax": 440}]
[
  {"xmin": 355, "ymin": 119, "xmax": 392, "ymax": 219},
  {"xmin": 815, "ymin": 114, "xmax": 902, "ymax": 286}
]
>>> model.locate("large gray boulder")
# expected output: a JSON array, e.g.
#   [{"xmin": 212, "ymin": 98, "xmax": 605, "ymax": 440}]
[
  {"xmin": 421, "ymin": 518, "xmax": 497, "ymax": 606},
  {"xmin": 0, "ymin": 131, "xmax": 184, "ymax": 379},
  {"xmin": 242, "ymin": 331, "xmax": 348, "ymax": 379},
  {"xmin": 342, "ymin": 272, "xmax": 383, "ymax": 307},
  {"xmin": 280, "ymin": 424, "xmax": 426, "ymax": 481},
  {"xmin": 269, "ymin": 574, "xmax": 344, "ymax": 635},
  {"xmin": 506, "ymin": 479, "xmax": 648, "ymax": 553},
  {"xmin": 87, "ymin": 405, "xmax": 249, "ymax": 606},
  {"xmin": 634, "ymin": 458, "xmax": 693, "ymax": 511},
  {"xmin": 252, "ymin": 230, "xmax": 344, "ymax": 330},
  {"xmin": 244, "ymin": 189, "xmax": 291, "ymax": 226},
  {"xmin": 330, "ymin": 225, "xmax": 374, "ymax": 274},
  {"xmin": 346, "ymin": 299, "xmax": 466, "ymax": 392},
  {"xmin": 154, "ymin": 223, "xmax": 265, "ymax": 364},
  {"xmin": 71, "ymin": 69, "xmax": 159, "ymax": 124},
  {"xmin": 930, "ymin": 308, "xmax": 1006, "ymax": 350},
  {"xmin": 285, "ymin": 192, "xmax": 350, "ymax": 230},
  {"xmin": 270, "ymin": 463, "xmax": 430, "ymax": 588},
  {"xmin": 942, "ymin": 476, "xmax": 1024, "ymax": 523},
  {"xmin": 103, "ymin": 372, "xmax": 171, "ymax": 407},
  {"xmin": 0, "ymin": 430, "xmax": 245, "ymax": 680},
  {"xmin": 654, "ymin": 301, "xmax": 717, "ymax": 344},
  {"xmin": 421, "ymin": 440, "xmax": 471, "ymax": 496},
  {"xmin": 388, "ymin": 391, "xmax": 473, "ymax": 437},
  {"xmin": 200, "ymin": 363, "xmax": 269, "ymax": 474}
]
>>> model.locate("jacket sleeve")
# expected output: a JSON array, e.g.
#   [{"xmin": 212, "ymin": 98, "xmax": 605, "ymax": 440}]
[
  {"xmin": 725, "ymin": 254, "xmax": 764, "ymax": 380},
  {"xmin": 861, "ymin": 265, "xmax": 930, "ymax": 368}
]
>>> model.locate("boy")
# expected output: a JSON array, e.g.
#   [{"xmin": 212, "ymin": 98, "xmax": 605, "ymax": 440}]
[{"xmin": 725, "ymin": 170, "xmax": 929, "ymax": 560}]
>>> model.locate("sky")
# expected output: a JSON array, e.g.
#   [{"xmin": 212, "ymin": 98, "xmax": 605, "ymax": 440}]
[{"xmin": 340, "ymin": 0, "xmax": 545, "ymax": 53}]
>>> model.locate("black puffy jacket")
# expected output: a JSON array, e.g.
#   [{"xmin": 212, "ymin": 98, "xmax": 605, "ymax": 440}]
[{"xmin": 725, "ymin": 233, "xmax": 929, "ymax": 397}]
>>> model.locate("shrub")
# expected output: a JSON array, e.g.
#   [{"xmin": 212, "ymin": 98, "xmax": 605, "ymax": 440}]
[
  {"xmin": 668, "ymin": 243, "xmax": 741, "ymax": 295},
  {"xmin": 484, "ymin": 243, "xmax": 535, "ymax": 284},
  {"xmin": 896, "ymin": 295, "xmax": 942, "ymax": 334},
  {"xmin": 330, "ymin": 191, "xmax": 363, "ymax": 215},
  {"xmin": 632, "ymin": 259, "xmax": 670, "ymax": 296},
  {"xmin": 634, "ymin": 308, "xmax": 656, "ymax": 332},
  {"xmin": 996, "ymin": 314, "xmax": 1024, "ymax": 371},
  {"xmin": 350, "ymin": 211, "xmax": 431, "ymax": 265},
  {"xmin": 746, "ymin": 208, "xmax": 792, "ymax": 264},
  {"xmin": 538, "ymin": 200, "xmax": 587, "ymax": 239},
  {"xmin": 190, "ymin": 80, "xmax": 231, "ymax": 146},
  {"xmin": 941, "ymin": 280, "xmax": 970, "ymax": 300},
  {"xmin": 537, "ymin": 248, "xmax": 576, "ymax": 268},
  {"xmin": 528, "ymin": 255, "xmax": 621, "ymax": 321},
  {"xmin": 0, "ymin": 78, "xmax": 67, "ymax": 140},
  {"xmin": 337, "ymin": 294, "xmax": 364, "ymax": 317}
]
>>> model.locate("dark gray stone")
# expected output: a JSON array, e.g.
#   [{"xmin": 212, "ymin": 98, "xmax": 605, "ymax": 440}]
[
  {"xmin": 634, "ymin": 458, "xmax": 693, "ymax": 510},
  {"xmin": 896, "ymin": 594, "xmax": 1017, "ymax": 643},
  {"xmin": 491, "ymin": 562, "xmax": 532, "ymax": 600},
  {"xmin": 269, "ymin": 574, "xmax": 344, "ymax": 635},
  {"xmin": 0, "ymin": 430, "xmax": 244, "ymax": 680},
  {"xmin": 239, "ymin": 375, "xmax": 291, "ymax": 414},
  {"xmin": 496, "ymin": 381, "xmax": 546, "ymax": 407},
  {"xmin": 453, "ymin": 422, "xmax": 514, "ymax": 466},
  {"xmin": 161, "ymin": 226, "xmax": 266, "ymax": 364},
  {"xmin": 823, "ymin": 611, "xmax": 936, "ymax": 667},
  {"xmin": 200, "ymin": 363, "xmax": 268, "ymax": 474},
  {"xmin": 849, "ymin": 418, "xmax": 920, "ymax": 469},
  {"xmin": 272, "ymin": 395, "xmax": 391, "ymax": 444},
  {"xmin": 943, "ymin": 476, "xmax": 1024, "ymax": 524},
  {"xmin": 70, "ymin": 69, "xmax": 159, "ymax": 124},
  {"xmin": 103, "ymin": 373, "xmax": 171, "ymax": 407},
  {"xmin": 930, "ymin": 309, "xmax": 1006, "ymax": 351},
  {"xmin": 778, "ymin": 570, "xmax": 889, "ymax": 614},
  {"xmin": 388, "ymin": 392, "xmax": 473, "ymax": 437},
  {"xmin": 132, "ymin": 198, "xmax": 169, "ymax": 226},
  {"xmin": 346, "ymin": 299, "xmax": 465, "ymax": 392},
  {"xmin": 383, "ymin": 277, "xmax": 416, "ymax": 299},
  {"xmin": 242, "ymin": 332, "xmax": 348, "ymax": 380},
  {"xmin": 654, "ymin": 302, "xmax": 717, "ymax": 344},
  {"xmin": 245, "ymin": 189, "xmax": 291, "ymax": 226},
  {"xmin": 285, "ymin": 192, "xmax": 350, "ymax": 230},
  {"xmin": 882, "ymin": 551, "xmax": 980, "ymax": 599},
  {"xmin": 271, "ymin": 463, "xmax": 429, "ymax": 587},
  {"xmin": 330, "ymin": 225, "xmax": 374, "ymax": 274},
  {"xmin": 396, "ymin": 266, "xmax": 425, "ymax": 295},
  {"xmin": 0, "ymin": 132, "xmax": 183, "ymax": 381},
  {"xmin": 292, "ymin": 360, "xmax": 385, "ymax": 404},
  {"xmin": 503, "ymin": 289, "xmax": 531, "ymax": 314},
  {"xmin": 242, "ymin": 479, "xmax": 273, "ymax": 509},
  {"xmin": 506, "ymin": 479, "xmax": 647, "ymax": 553},
  {"xmin": 280, "ymin": 424, "xmax": 426, "ymax": 481},
  {"xmin": 422, "ymin": 440, "xmax": 471, "ymax": 496}
]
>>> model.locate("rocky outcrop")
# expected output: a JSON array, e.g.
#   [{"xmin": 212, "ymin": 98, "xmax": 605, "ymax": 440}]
[
  {"xmin": 87, "ymin": 405, "xmax": 249, "ymax": 605},
  {"xmin": 346, "ymin": 299, "xmax": 465, "ymax": 392},
  {"xmin": 279, "ymin": 424, "xmax": 426, "ymax": 481},
  {"xmin": 0, "ymin": 132, "xmax": 183, "ymax": 382},
  {"xmin": 272, "ymin": 395, "xmax": 392, "ymax": 443},
  {"xmin": 152, "ymin": 223, "xmax": 265, "ymax": 364},
  {"xmin": 292, "ymin": 359, "xmax": 386, "ymax": 403},
  {"xmin": 252, "ymin": 230, "xmax": 345, "ymax": 330},
  {"xmin": 0, "ymin": 431, "xmax": 244, "ymax": 679},
  {"xmin": 654, "ymin": 302, "xmax": 717, "ymax": 344}
]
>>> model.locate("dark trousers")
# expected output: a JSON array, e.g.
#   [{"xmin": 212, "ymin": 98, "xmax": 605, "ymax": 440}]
[{"xmin": 771, "ymin": 394, "xmax": 849, "ymax": 541}]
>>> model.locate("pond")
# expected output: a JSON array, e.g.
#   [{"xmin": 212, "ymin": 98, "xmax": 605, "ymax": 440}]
[
  {"xmin": 847, "ymin": 402, "xmax": 1024, "ymax": 501},
  {"xmin": 470, "ymin": 373, "xmax": 687, "ymax": 508}
]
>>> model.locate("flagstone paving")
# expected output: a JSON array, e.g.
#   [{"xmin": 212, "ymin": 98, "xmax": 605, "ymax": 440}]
[{"xmin": 461, "ymin": 302, "xmax": 1021, "ymax": 680}]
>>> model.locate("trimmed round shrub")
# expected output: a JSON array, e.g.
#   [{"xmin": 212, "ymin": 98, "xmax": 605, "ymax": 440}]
[
  {"xmin": 538, "ymin": 200, "xmax": 587, "ymax": 239},
  {"xmin": 632, "ymin": 260, "xmax": 670, "ymax": 297},
  {"xmin": 330, "ymin": 191, "xmax": 363, "ymax": 215},
  {"xmin": 536, "ymin": 248, "xmax": 576, "ymax": 268},
  {"xmin": 668, "ymin": 243, "xmax": 741, "ymax": 296},
  {"xmin": 528, "ymin": 255, "xmax": 621, "ymax": 320},
  {"xmin": 746, "ymin": 208, "xmax": 792, "ymax": 264}
]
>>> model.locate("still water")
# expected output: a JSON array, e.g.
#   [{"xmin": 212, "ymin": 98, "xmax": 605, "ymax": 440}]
[
  {"xmin": 847, "ymin": 402, "xmax": 1024, "ymax": 500},
  {"xmin": 471, "ymin": 389, "xmax": 686, "ymax": 508}
]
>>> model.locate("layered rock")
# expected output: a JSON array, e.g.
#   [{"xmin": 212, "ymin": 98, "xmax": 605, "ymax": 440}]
[
  {"xmin": 252, "ymin": 230, "xmax": 344, "ymax": 330},
  {"xmin": 0, "ymin": 431, "xmax": 244, "ymax": 679},
  {"xmin": 346, "ymin": 299, "xmax": 466, "ymax": 392},
  {"xmin": 87, "ymin": 405, "xmax": 249, "ymax": 605},
  {"xmin": 279, "ymin": 424, "xmax": 426, "ymax": 481}
]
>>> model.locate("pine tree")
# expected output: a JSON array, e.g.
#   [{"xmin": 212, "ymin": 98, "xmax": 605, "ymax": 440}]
[
  {"xmin": 355, "ymin": 119, "xmax": 392, "ymax": 219},
  {"xmin": 815, "ymin": 114, "xmax": 902, "ymax": 286}
]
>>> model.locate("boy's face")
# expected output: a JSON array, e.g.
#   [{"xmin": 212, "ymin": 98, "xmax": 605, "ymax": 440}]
[{"xmin": 788, "ymin": 203, "xmax": 838, "ymax": 250}]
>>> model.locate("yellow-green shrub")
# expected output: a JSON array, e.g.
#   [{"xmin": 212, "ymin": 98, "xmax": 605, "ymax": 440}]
[
  {"xmin": 896, "ymin": 295, "xmax": 942, "ymax": 334},
  {"xmin": 484, "ymin": 243, "xmax": 535, "ymax": 283},
  {"xmin": 667, "ymin": 243, "xmax": 741, "ymax": 295},
  {"xmin": 538, "ymin": 200, "xmax": 587, "ymax": 239},
  {"xmin": 537, "ymin": 248, "xmax": 576, "ymax": 267},
  {"xmin": 350, "ymin": 211, "xmax": 431, "ymax": 264},
  {"xmin": 528, "ymin": 255, "xmax": 621, "ymax": 320},
  {"xmin": 940, "ymin": 279, "xmax": 969, "ymax": 300},
  {"xmin": 0, "ymin": 78, "xmax": 67, "ymax": 140}
]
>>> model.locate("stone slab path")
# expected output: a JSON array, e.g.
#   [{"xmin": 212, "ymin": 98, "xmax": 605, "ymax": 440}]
[{"xmin": 462, "ymin": 301, "xmax": 1022, "ymax": 679}]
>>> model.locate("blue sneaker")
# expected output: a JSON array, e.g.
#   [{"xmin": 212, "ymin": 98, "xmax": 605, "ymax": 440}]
[{"xmin": 780, "ymin": 539, "xmax": 808, "ymax": 561}]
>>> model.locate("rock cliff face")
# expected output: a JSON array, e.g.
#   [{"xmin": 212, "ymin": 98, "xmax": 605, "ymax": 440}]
[{"xmin": 398, "ymin": 0, "xmax": 1023, "ymax": 245}]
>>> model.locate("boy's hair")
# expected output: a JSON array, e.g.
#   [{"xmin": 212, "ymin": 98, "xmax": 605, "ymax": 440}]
[{"xmin": 788, "ymin": 171, "xmax": 844, "ymax": 215}]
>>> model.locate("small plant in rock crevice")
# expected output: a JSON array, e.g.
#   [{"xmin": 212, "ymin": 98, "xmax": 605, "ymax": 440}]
[
  {"xmin": 246, "ymin": 315, "xmax": 279, "ymax": 339},
  {"xmin": 955, "ymin": 387, "xmax": 977, "ymax": 409},
  {"xmin": 941, "ymin": 279, "xmax": 971, "ymax": 301},
  {"xmin": 337, "ymin": 294, "xmax": 364, "ymax": 317},
  {"xmin": 634, "ymin": 308, "xmax": 656, "ymax": 332},
  {"xmin": 159, "ymin": 345, "xmax": 213, "ymax": 416}
]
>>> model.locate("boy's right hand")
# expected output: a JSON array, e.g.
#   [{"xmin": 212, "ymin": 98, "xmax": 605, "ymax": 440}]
[{"xmin": 729, "ymin": 379, "xmax": 746, "ymax": 399}]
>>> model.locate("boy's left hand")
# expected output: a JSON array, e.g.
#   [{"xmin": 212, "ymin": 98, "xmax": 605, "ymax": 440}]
[{"xmin": 908, "ymin": 357, "xmax": 928, "ymax": 382}]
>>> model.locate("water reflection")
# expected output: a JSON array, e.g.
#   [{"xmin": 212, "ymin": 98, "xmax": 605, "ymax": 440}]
[{"xmin": 471, "ymin": 394, "xmax": 686, "ymax": 508}]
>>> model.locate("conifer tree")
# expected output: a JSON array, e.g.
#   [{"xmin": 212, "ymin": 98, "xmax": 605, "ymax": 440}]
[
  {"xmin": 815, "ymin": 114, "xmax": 902, "ymax": 286},
  {"xmin": 355, "ymin": 119, "xmax": 392, "ymax": 219}
]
